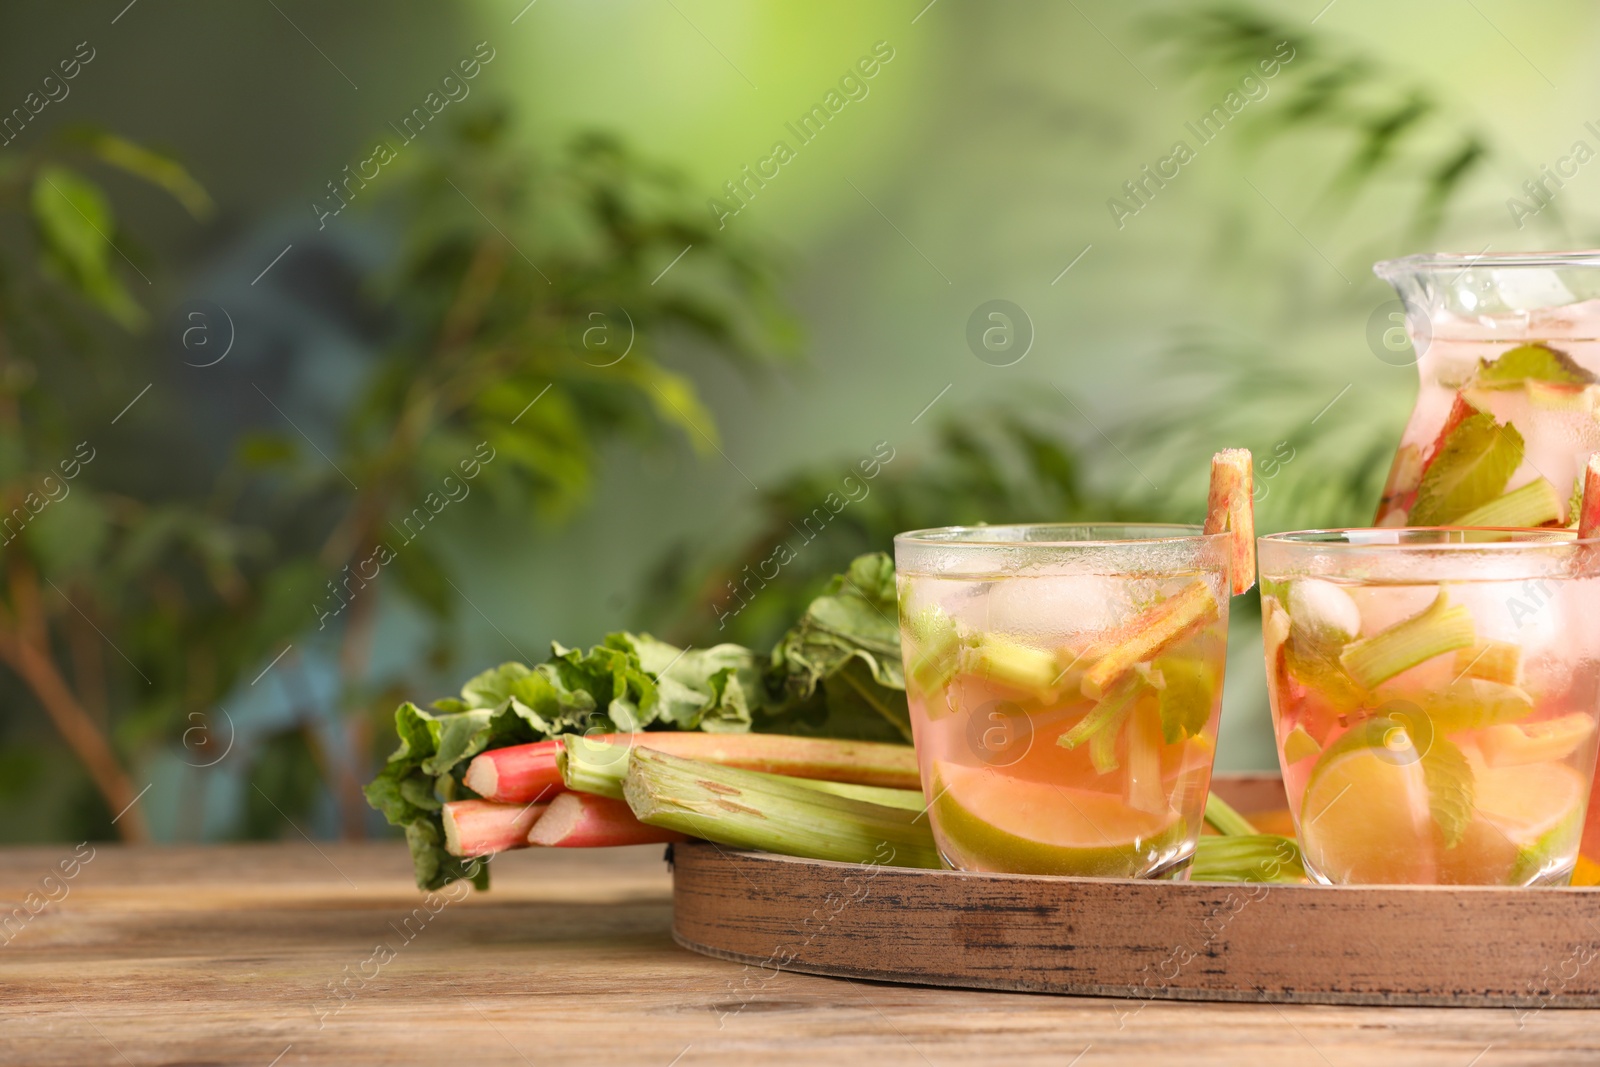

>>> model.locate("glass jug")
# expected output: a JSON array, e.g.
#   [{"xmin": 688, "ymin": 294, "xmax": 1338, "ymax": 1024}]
[{"xmin": 1372, "ymin": 251, "xmax": 1600, "ymax": 529}]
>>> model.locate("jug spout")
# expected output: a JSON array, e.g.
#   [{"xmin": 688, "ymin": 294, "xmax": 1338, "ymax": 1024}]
[{"xmin": 1371, "ymin": 251, "xmax": 1600, "ymax": 527}]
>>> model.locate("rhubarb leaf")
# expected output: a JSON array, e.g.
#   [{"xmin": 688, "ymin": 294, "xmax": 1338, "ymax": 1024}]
[
  {"xmin": 766, "ymin": 552, "xmax": 912, "ymax": 742},
  {"xmin": 1410, "ymin": 413, "xmax": 1523, "ymax": 525},
  {"xmin": 1473, "ymin": 342, "xmax": 1597, "ymax": 389}
]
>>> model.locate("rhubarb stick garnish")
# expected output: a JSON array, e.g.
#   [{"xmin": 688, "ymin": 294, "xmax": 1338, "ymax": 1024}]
[
  {"xmin": 527, "ymin": 792, "xmax": 687, "ymax": 847},
  {"xmin": 1338, "ymin": 588, "xmax": 1475, "ymax": 690},
  {"xmin": 1580, "ymin": 452, "xmax": 1600, "ymax": 539},
  {"xmin": 442, "ymin": 799, "xmax": 549, "ymax": 857},
  {"xmin": 1204, "ymin": 448, "xmax": 1256, "ymax": 595}
]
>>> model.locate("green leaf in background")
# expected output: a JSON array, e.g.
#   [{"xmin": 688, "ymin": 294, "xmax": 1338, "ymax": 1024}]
[
  {"xmin": 1410, "ymin": 413, "xmax": 1523, "ymax": 525},
  {"xmin": 30, "ymin": 165, "xmax": 145, "ymax": 330},
  {"xmin": 75, "ymin": 129, "xmax": 216, "ymax": 219},
  {"xmin": 22, "ymin": 491, "xmax": 109, "ymax": 579}
]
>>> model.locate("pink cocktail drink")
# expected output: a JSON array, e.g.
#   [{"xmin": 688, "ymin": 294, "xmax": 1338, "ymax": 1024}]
[
  {"xmin": 1260, "ymin": 528, "xmax": 1600, "ymax": 886},
  {"xmin": 894, "ymin": 524, "xmax": 1232, "ymax": 879}
]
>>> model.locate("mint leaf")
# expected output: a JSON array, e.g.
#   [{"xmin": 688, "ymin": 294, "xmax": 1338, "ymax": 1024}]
[
  {"xmin": 1421, "ymin": 736, "xmax": 1474, "ymax": 849},
  {"xmin": 1411, "ymin": 413, "xmax": 1523, "ymax": 524},
  {"xmin": 1154, "ymin": 654, "xmax": 1216, "ymax": 744},
  {"xmin": 1474, "ymin": 342, "xmax": 1597, "ymax": 388}
]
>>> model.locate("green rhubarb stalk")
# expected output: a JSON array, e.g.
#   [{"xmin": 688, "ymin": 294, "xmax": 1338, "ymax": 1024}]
[
  {"xmin": 559, "ymin": 738, "xmax": 631, "ymax": 799},
  {"xmin": 622, "ymin": 748, "xmax": 942, "ymax": 868},
  {"xmin": 1057, "ymin": 672, "xmax": 1143, "ymax": 753},
  {"xmin": 1338, "ymin": 589, "xmax": 1475, "ymax": 690},
  {"xmin": 1454, "ymin": 477, "xmax": 1563, "ymax": 528},
  {"xmin": 1202, "ymin": 793, "xmax": 1258, "ymax": 837},
  {"xmin": 1190, "ymin": 834, "xmax": 1306, "ymax": 883},
  {"xmin": 561, "ymin": 737, "xmax": 926, "ymax": 808},
  {"xmin": 961, "ymin": 633, "xmax": 1063, "ymax": 699},
  {"xmin": 905, "ymin": 607, "xmax": 963, "ymax": 697}
]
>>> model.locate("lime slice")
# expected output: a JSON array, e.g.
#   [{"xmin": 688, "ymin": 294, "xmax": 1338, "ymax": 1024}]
[
  {"xmin": 1480, "ymin": 712, "xmax": 1596, "ymax": 768},
  {"xmin": 931, "ymin": 760, "xmax": 1184, "ymax": 876},
  {"xmin": 1437, "ymin": 761, "xmax": 1587, "ymax": 884},
  {"xmin": 1298, "ymin": 719, "xmax": 1435, "ymax": 883}
]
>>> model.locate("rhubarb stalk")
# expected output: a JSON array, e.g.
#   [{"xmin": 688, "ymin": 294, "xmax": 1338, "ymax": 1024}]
[
  {"xmin": 1338, "ymin": 589, "xmax": 1475, "ymax": 690},
  {"xmin": 1454, "ymin": 477, "xmax": 1562, "ymax": 528},
  {"xmin": 563, "ymin": 737, "xmax": 926, "ymax": 807},
  {"xmin": 1581, "ymin": 452, "xmax": 1600, "ymax": 539},
  {"xmin": 960, "ymin": 633, "xmax": 1063, "ymax": 700},
  {"xmin": 557, "ymin": 732, "xmax": 921, "ymax": 800},
  {"xmin": 1190, "ymin": 834, "xmax": 1306, "ymax": 883},
  {"xmin": 622, "ymin": 748, "xmax": 943, "ymax": 868},
  {"xmin": 527, "ymin": 792, "xmax": 687, "ymax": 847},
  {"xmin": 442, "ymin": 799, "xmax": 548, "ymax": 857},
  {"xmin": 1078, "ymin": 581, "xmax": 1218, "ymax": 699},
  {"xmin": 1204, "ymin": 448, "xmax": 1256, "ymax": 595},
  {"xmin": 464, "ymin": 738, "xmax": 579, "ymax": 803}
]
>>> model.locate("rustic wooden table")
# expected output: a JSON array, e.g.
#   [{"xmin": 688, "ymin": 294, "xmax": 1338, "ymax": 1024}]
[{"xmin": 2, "ymin": 841, "xmax": 1596, "ymax": 1066}]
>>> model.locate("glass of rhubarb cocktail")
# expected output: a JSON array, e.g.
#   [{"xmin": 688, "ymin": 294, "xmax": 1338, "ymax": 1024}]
[
  {"xmin": 1259, "ymin": 528, "xmax": 1600, "ymax": 886},
  {"xmin": 894, "ymin": 524, "xmax": 1233, "ymax": 879}
]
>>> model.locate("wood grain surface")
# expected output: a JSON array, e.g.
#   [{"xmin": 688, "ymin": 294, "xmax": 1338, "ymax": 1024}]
[
  {"xmin": 1, "ymin": 835, "xmax": 1598, "ymax": 1066},
  {"xmin": 674, "ymin": 772, "xmax": 1600, "ymax": 1010}
]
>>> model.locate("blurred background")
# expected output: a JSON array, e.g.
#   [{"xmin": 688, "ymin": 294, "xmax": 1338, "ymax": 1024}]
[{"xmin": 2, "ymin": 0, "xmax": 1594, "ymax": 843}]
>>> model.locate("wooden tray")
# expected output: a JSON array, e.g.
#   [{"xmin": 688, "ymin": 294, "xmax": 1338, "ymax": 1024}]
[{"xmin": 669, "ymin": 774, "xmax": 1600, "ymax": 1007}]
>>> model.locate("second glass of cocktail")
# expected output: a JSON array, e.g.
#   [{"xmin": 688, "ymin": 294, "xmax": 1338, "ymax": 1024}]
[
  {"xmin": 894, "ymin": 522, "xmax": 1236, "ymax": 879},
  {"xmin": 1260, "ymin": 527, "xmax": 1600, "ymax": 886}
]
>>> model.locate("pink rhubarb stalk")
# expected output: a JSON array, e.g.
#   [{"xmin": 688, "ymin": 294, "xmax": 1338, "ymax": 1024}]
[
  {"xmin": 1581, "ymin": 452, "xmax": 1600, "ymax": 539},
  {"xmin": 527, "ymin": 792, "xmax": 688, "ymax": 847},
  {"xmin": 442, "ymin": 799, "xmax": 549, "ymax": 857},
  {"xmin": 465, "ymin": 737, "xmax": 600, "ymax": 803},
  {"xmin": 1204, "ymin": 448, "xmax": 1256, "ymax": 595}
]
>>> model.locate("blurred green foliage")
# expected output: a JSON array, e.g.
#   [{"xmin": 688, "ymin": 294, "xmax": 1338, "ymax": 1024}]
[{"xmin": 0, "ymin": 111, "xmax": 795, "ymax": 842}]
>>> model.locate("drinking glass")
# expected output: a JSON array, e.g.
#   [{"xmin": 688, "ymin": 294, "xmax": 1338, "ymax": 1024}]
[
  {"xmin": 893, "ymin": 523, "xmax": 1232, "ymax": 878},
  {"xmin": 1259, "ymin": 527, "xmax": 1600, "ymax": 886}
]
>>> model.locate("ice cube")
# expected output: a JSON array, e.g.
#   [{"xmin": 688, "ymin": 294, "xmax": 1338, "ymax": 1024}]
[
  {"xmin": 1495, "ymin": 269, "xmax": 1574, "ymax": 313},
  {"xmin": 982, "ymin": 574, "xmax": 1133, "ymax": 644},
  {"xmin": 1288, "ymin": 578, "xmax": 1361, "ymax": 644}
]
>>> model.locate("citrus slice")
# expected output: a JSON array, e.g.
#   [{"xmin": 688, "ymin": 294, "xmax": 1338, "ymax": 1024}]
[
  {"xmin": 1437, "ymin": 761, "xmax": 1587, "ymax": 884},
  {"xmin": 931, "ymin": 760, "xmax": 1183, "ymax": 876},
  {"xmin": 1297, "ymin": 720, "xmax": 1435, "ymax": 884},
  {"xmin": 1480, "ymin": 712, "xmax": 1596, "ymax": 768}
]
